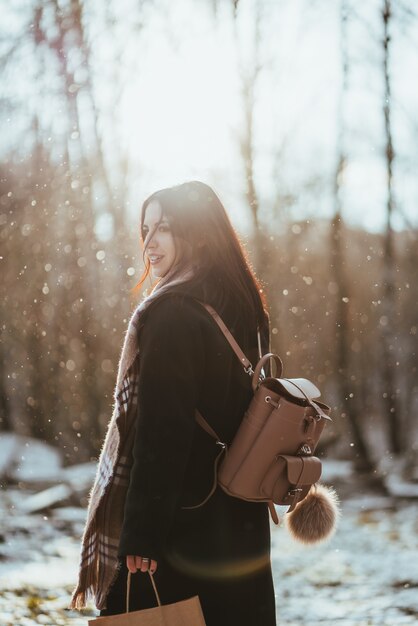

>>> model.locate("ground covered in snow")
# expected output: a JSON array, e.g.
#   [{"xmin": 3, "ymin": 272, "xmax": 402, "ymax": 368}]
[
  {"xmin": 0, "ymin": 472, "xmax": 417, "ymax": 625},
  {"xmin": 272, "ymin": 497, "xmax": 418, "ymax": 625}
]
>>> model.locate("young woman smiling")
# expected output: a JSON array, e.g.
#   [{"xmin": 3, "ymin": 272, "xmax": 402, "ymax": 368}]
[{"xmin": 78, "ymin": 181, "xmax": 277, "ymax": 625}]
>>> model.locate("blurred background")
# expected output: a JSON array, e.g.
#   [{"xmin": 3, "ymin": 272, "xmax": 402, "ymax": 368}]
[
  {"xmin": 1, "ymin": 0, "xmax": 417, "ymax": 474},
  {"xmin": 1, "ymin": 0, "xmax": 418, "ymax": 623}
]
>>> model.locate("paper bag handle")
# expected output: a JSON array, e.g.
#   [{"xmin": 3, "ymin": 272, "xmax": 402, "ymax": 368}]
[{"xmin": 126, "ymin": 570, "xmax": 162, "ymax": 613}]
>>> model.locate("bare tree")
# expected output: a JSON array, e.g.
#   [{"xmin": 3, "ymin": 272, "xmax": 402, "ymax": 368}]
[
  {"xmin": 380, "ymin": 0, "xmax": 402, "ymax": 454},
  {"xmin": 331, "ymin": 0, "xmax": 374, "ymax": 470},
  {"xmin": 0, "ymin": 0, "xmax": 135, "ymax": 455},
  {"xmin": 232, "ymin": 1, "xmax": 271, "ymax": 277}
]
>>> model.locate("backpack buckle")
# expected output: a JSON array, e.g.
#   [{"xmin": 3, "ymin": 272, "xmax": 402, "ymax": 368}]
[{"xmin": 297, "ymin": 443, "xmax": 312, "ymax": 456}]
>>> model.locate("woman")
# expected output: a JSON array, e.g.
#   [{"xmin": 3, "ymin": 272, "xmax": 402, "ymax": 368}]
[{"xmin": 70, "ymin": 180, "xmax": 276, "ymax": 625}]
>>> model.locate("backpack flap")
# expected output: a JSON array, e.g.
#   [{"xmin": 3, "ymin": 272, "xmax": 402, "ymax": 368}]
[
  {"xmin": 262, "ymin": 377, "xmax": 332, "ymax": 421},
  {"xmin": 279, "ymin": 454, "xmax": 322, "ymax": 486},
  {"xmin": 265, "ymin": 377, "xmax": 321, "ymax": 401},
  {"xmin": 271, "ymin": 455, "xmax": 322, "ymax": 509},
  {"xmin": 280, "ymin": 378, "xmax": 321, "ymax": 400},
  {"xmin": 260, "ymin": 454, "xmax": 322, "ymax": 503}
]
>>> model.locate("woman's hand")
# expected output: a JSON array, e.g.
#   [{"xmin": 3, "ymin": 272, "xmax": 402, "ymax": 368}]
[{"xmin": 126, "ymin": 555, "xmax": 158, "ymax": 574}]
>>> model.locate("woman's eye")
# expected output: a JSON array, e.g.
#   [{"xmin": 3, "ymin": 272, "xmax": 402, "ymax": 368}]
[{"xmin": 141, "ymin": 224, "xmax": 170, "ymax": 238}]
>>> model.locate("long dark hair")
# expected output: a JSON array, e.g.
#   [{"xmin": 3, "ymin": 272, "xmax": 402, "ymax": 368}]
[{"xmin": 132, "ymin": 180, "xmax": 269, "ymax": 330}]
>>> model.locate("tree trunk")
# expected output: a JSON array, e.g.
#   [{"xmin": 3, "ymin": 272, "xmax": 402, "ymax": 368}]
[
  {"xmin": 0, "ymin": 341, "xmax": 12, "ymax": 432},
  {"xmin": 381, "ymin": 0, "xmax": 402, "ymax": 454},
  {"xmin": 330, "ymin": 0, "xmax": 375, "ymax": 471}
]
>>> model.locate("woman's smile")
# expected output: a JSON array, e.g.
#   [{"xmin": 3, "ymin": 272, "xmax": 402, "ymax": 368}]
[{"xmin": 149, "ymin": 254, "xmax": 164, "ymax": 265}]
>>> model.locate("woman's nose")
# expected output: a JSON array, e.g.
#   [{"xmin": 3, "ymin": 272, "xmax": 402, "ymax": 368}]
[{"xmin": 145, "ymin": 230, "xmax": 158, "ymax": 248}]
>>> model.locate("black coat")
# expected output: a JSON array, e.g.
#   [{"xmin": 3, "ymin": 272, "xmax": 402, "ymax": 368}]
[{"xmin": 101, "ymin": 291, "xmax": 276, "ymax": 626}]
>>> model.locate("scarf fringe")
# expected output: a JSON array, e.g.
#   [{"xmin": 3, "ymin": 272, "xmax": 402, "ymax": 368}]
[{"xmin": 69, "ymin": 519, "xmax": 97, "ymax": 610}]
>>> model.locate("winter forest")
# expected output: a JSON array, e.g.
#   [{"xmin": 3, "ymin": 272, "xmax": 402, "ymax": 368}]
[{"xmin": 1, "ymin": 0, "xmax": 418, "ymax": 624}]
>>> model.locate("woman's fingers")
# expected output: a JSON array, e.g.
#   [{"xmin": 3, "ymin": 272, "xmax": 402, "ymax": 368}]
[
  {"xmin": 126, "ymin": 555, "xmax": 137, "ymax": 573},
  {"xmin": 135, "ymin": 555, "xmax": 143, "ymax": 571},
  {"xmin": 125, "ymin": 555, "xmax": 158, "ymax": 574}
]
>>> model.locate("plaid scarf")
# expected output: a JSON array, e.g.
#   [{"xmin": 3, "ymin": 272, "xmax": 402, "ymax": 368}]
[{"xmin": 69, "ymin": 267, "xmax": 195, "ymax": 611}]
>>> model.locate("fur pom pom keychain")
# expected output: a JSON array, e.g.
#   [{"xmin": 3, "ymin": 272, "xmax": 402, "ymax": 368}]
[{"xmin": 284, "ymin": 482, "xmax": 341, "ymax": 544}]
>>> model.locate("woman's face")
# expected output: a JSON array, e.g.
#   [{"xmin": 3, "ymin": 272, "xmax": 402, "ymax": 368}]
[{"xmin": 142, "ymin": 200, "xmax": 177, "ymax": 278}]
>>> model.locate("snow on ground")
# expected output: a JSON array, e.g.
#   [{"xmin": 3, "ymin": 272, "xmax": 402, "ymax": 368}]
[
  {"xmin": 272, "ymin": 497, "xmax": 418, "ymax": 625},
  {"xmin": 0, "ymin": 483, "xmax": 417, "ymax": 625}
]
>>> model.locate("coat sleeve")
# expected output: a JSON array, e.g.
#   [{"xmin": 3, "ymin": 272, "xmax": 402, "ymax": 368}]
[{"xmin": 118, "ymin": 297, "xmax": 205, "ymax": 561}]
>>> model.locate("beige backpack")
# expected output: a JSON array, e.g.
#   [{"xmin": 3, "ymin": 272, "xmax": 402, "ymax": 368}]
[{"xmin": 184, "ymin": 301, "xmax": 333, "ymax": 527}]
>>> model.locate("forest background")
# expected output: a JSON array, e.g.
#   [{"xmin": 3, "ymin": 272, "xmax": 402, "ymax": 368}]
[{"xmin": 1, "ymin": 0, "xmax": 417, "ymax": 491}]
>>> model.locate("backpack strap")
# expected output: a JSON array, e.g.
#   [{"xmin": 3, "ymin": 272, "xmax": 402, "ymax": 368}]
[
  {"xmin": 190, "ymin": 409, "xmax": 279, "ymax": 524},
  {"xmin": 192, "ymin": 299, "xmax": 266, "ymax": 440},
  {"xmin": 191, "ymin": 298, "xmax": 258, "ymax": 445},
  {"xmin": 181, "ymin": 409, "xmax": 227, "ymax": 511},
  {"xmin": 189, "ymin": 307, "xmax": 280, "ymax": 524},
  {"xmin": 194, "ymin": 300, "xmax": 258, "ymax": 376},
  {"xmin": 195, "ymin": 409, "xmax": 222, "ymax": 442}
]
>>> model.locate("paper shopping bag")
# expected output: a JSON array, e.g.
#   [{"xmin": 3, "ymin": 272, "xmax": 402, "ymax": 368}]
[{"xmin": 89, "ymin": 571, "xmax": 207, "ymax": 626}]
